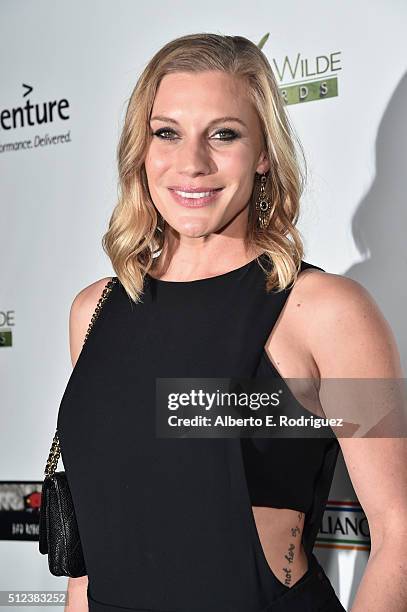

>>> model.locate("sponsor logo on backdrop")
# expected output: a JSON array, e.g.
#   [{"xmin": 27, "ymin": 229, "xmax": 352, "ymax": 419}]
[
  {"xmin": 316, "ymin": 500, "xmax": 370, "ymax": 551},
  {"xmin": 0, "ymin": 482, "xmax": 43, "ymax": 541},
  {"xmin": 274, "ymin": 50, "xmax": 341, "ymax": 105},
  {"xmin": 259, "ymin": 32, "xmax": 341, "ymax": 105},
  {"xmin": 0, "ymin": 84, "xmax": 71, "ymax": 154},
  {"xmin": 0, "ymin": 309, "xmax": 14, "ymax": 347}
]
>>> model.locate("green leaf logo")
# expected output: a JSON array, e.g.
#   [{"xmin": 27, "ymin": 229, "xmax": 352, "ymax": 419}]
[{"xmin": 257, "ymin": 32, "xmax": 270, "ymax": 50}]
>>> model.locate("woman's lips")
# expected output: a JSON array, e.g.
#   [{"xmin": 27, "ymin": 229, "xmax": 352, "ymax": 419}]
[{"xmin": 168, "ymin": 188, "xmax": 223, "ymax": 208}]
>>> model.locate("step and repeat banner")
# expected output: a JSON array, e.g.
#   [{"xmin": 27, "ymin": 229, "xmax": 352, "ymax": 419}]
[{"xmin": 1, "ymin": 1, "xmax": 406, "ymax": 610}]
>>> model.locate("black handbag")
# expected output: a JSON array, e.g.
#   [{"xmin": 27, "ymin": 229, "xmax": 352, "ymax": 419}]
[{"xmin": 39, "ymin": 277, "xmax": 118, "ymax": 577}]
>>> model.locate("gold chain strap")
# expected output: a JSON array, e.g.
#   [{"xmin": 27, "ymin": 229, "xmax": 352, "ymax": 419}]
[{"xmin": 44, "ymin": 277, "xmax": 118, "ymax": 477}]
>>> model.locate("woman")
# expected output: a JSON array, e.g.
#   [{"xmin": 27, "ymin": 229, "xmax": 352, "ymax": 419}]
[{"xmin": 58, "ymin": 34, "xmax": 407, "ymax": 611}]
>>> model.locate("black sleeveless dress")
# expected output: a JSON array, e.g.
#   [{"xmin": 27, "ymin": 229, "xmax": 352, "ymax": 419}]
[{"xmin": 57, "ymin": 254, "xmax": 346, "ymax": 612}]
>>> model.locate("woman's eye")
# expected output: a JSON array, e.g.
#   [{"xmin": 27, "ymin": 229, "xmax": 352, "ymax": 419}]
[
  {"xmin": 152, "ymin": 128, "xmax": 177, "ymax": 140},
  {"xmin": 212, "ymin": 129, "xmax": 239, "ymax": 141}
]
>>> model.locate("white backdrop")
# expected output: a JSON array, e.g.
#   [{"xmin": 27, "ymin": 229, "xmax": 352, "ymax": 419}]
[{"xmin": 1, "ymin": 1, "xmax": 406, "ymax": 610}]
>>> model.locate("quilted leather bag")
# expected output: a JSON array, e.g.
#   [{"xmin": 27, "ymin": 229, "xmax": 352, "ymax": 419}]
[{"xmin": 39, "ymin": 277, "xmax": 118, "ymax": 577}]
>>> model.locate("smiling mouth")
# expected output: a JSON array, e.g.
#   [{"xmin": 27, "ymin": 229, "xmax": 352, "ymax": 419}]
[
  {"xmin": 168, "ymin": 187, "xmax": 224, "ymax": 207},
  {"xmin": 175, "ymin": 190, "xmax": 218, "ymax": 199},
  {"xmin": 169, "ymin": 188, "xmax": 223, "ymax": 198}
]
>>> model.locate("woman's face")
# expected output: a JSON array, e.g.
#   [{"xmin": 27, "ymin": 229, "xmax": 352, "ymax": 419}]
[{"xmin": 144, "ymin": 70, "xmax": 270, "ymax": 240}]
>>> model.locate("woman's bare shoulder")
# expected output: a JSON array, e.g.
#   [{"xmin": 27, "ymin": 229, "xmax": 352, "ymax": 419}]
[
  {"xmin": 293, "ymin": 269, "xmax": 403, "ymax": 378},
  {"xmin": 287, "ymin": 268, "xmax": 361, "ymax": 326},
  {"xmin": 295, "ymin": 268, "xmax": 383, "ymax": 322},
  {"xmin": 71, "ymin": 277, "xmax": 115, "ymax": 310},
  {"xmin": 295, "ymin": 268, "xmax": 366, "ymax": 299},
  {"xmin": 69, "ymin": 277, "xmax": 114, "ymax": 366}
]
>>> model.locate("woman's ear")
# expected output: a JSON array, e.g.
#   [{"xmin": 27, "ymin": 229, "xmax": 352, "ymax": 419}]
[{"xmin": 256, "ymin": 151, "xmax": 270, "ymax": 175}]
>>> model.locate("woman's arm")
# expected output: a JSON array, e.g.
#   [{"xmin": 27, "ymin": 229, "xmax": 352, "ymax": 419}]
[
  {"xmin": 66, "ymin": 576, "xmax": 89, "ymax": 612},
  {"xmin": 306, "ymin": 273, "xmax": 407, "ymax": 611}
]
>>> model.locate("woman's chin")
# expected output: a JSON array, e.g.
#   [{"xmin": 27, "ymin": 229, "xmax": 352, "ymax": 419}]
[{"xmin": 171, "ymin": 218, "xmax": 214, "ymax": 238}]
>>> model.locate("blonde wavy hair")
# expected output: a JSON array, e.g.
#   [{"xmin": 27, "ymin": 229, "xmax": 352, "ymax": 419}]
[{"xmin": 102, "ymin": 32, "xmax": 306, "ymax": 303}]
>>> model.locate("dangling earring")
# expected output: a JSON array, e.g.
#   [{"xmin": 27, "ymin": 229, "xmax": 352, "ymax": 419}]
[{"xmin": 255, "ymin": 172, "xmax": 273, "ymax": 229}]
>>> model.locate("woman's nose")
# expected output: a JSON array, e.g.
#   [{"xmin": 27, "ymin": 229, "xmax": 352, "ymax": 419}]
[{"xmin": 175, "ymin": 138, "xmax": 214, "ymax": 176}]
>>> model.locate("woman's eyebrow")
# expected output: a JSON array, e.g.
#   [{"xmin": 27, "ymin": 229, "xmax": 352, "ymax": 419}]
[{"xmin": 150, "ymin": 115, "xmax": 247, "ymax": 128}]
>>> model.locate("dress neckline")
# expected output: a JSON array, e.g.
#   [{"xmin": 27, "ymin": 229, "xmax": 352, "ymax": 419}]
[{"xmin": 146, "ymin": 252, "xmax": 267, "ymax": 285}]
